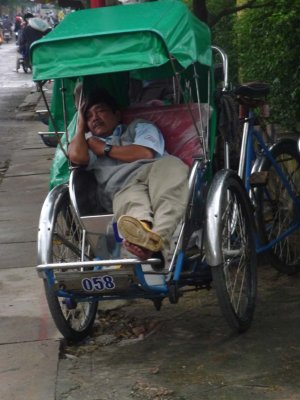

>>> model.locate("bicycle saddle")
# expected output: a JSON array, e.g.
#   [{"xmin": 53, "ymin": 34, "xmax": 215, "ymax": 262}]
[{"xmin": 235, "ymin": 81, "xmax": 270, "ymax": 98}]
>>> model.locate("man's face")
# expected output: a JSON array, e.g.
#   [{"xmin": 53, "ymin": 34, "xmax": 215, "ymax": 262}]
[{"xmin": 86, "ymin": 103, "xmax": 120, "ymax": 137}]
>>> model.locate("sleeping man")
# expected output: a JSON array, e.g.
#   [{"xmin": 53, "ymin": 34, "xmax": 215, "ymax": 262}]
[{"xmin": 68, "ymin": 88, "xmax": 189, "ymax": 265}]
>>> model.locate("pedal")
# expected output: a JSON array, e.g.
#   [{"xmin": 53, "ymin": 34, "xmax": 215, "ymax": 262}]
[{"xmin": 249, "ymin": 171, "xmax": 269, "ymax": 187}]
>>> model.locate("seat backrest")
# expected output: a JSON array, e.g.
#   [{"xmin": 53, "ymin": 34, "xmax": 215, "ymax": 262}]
[
  {"xmin": 69, "ymin": 168, "xmax": 104, "ymax": 217},
  {"xmin": 122, "ymin": 103, "xmax": 209, "ymax": 167}
]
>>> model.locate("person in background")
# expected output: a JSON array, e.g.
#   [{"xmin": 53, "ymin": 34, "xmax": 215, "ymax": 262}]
[
  {"xmin": 58, "ymin": 10, "xmax": 65, "ymax": 22},
  {"xmin": 2, "ymin": 15, "xmax": 12, "ymax": 35},
  {"xmin": 0, "ymin": 25, "xmax": 3, "ymax": 47},
  {"xmin": 18, "ymin": 13, "xmax": 51, "ymax": 66},
  {"xmin": 14, "ymin": 16, "xmax": 22, "ymax": 42}
]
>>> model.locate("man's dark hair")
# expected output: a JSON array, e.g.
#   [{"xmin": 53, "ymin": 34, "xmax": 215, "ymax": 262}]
[{"xmin": 84, "ymin": 88, "xmax": 119, "ymax": 117}]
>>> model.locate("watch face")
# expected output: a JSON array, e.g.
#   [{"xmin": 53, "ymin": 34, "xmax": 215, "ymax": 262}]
[{"xmin": 104, "ymin": 144, "xmax": 112, "ymax": 155}]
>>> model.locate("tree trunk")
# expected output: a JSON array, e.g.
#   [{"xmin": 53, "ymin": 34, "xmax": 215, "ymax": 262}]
[{"xmin": 192, "ymin": 0, "xmax": 208, "ymax": 24}]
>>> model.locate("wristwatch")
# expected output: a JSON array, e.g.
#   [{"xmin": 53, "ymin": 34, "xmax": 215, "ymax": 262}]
[{"xmin": 103, "ymin": 143, "xmax": 113, "ymax": 157}]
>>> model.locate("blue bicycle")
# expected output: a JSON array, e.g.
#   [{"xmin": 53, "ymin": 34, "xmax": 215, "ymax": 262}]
[{"xmin": 230, "ymin": 81, "xmax": 300, "ymax": 275}]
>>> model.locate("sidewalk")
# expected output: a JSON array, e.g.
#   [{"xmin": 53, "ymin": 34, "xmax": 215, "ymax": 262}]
[{"xmin": 0, "ymin": 87, "xmax": 60, "ymax": 400}]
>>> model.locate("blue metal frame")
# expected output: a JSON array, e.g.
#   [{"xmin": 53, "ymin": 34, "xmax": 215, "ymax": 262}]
[{"xmin": 243, "ymin": 115, "xmax": 300, "ymax": 255}]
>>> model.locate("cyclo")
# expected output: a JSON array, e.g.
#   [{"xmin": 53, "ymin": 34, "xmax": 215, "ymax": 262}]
[{"xmin": 33, "ymin": 1, "xmax": 257, "ymax": 342}]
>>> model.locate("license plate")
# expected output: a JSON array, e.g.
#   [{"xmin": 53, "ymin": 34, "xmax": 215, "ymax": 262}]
[
  {"xmin": 54, "ymin": 269, "xmax": 133, "ymax": 294},
  {"xmin": 81, "ymin": 275, "xmax": 115, "ymax": 292}
]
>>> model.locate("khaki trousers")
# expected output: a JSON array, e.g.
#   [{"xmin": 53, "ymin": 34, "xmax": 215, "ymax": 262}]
[{"xmin": 113, "ymin": 156, "xmax": 189, "ymax": 251}]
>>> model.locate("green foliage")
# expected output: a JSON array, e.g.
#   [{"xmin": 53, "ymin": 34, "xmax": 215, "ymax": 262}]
[
  {"xmin": 182, "ymin": 0, "xmax": 193, "ymax": 9},
  {"xmin": 208, "ymin": 1, "xmax": 239, "ymax": 85},
  {"xmin": 188, "ymin": 0, "xmax": 299, "ymax": 129},
  {"xmin": 236, "ymin": 0, "xmax": 300, "ymax": 130}
]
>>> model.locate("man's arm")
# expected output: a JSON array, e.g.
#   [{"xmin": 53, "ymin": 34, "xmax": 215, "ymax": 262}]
[
  {"xmin": 69, "ymin": 110, "xmax": 155, "ymax": 164},
  {"xmin": 68, "ymin": 111, "xmax": 89, "ymax": 165},
  {"xmin": 86, "ymin": 139, "xmax": 154, "ymax": 162}
]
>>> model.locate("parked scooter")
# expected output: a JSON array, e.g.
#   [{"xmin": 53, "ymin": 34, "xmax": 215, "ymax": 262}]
[{"xmin": 3, "ymin": 28, "xmax": 11, "ymax": 43}]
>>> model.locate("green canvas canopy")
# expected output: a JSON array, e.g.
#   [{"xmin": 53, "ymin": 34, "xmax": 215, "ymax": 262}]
[{"xmin": 31, "ymin": 0, "xmax": 212, "ymax": 81}]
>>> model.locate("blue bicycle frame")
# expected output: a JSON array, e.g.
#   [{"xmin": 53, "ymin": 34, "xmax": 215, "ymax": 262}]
[{"xmin": 238, "ymin": 111, "xmax": 300, "ymax": 255}]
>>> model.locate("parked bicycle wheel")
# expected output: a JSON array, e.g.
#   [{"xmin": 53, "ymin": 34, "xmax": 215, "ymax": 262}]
[
  {"xmin": 22, "ymin": 61, "xmax": 29, "ymax": 74},
  {"xmin": 207, "ymin": 170, "xmax": 257, "ymax": 333},
  {"xmin": 38, "ymin": 186, "xmax": 98, "ymax": 342},
  {"xmin": 256, "ymin": 138, "xmax": 300, "ymax": 274}
]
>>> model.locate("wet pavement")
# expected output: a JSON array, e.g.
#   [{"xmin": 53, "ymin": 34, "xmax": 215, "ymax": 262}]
[{"xmin": 0, "ymin": 42, "xmax": 59, "ymax": 400}]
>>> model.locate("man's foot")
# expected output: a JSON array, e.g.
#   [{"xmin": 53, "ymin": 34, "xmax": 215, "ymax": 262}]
[
  {"xmin": 123, "ymin": 240, "xmax": 153, "ymax": 261},
  {"xmin": 123, "ymin": 240, "xmax": 165, "ymax": 271},
  {"xmin": 117, "ymin": 215, "xmax": 163, "ymax": 253}
]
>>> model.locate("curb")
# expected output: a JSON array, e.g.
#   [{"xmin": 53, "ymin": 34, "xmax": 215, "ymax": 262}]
[
  {"xmin": 15, "ymin": 92, "xmax": 42, "ymax": 121},
  {"xmin": 15, "ymin": 83, "xmax": 52, "ymax": 121}
]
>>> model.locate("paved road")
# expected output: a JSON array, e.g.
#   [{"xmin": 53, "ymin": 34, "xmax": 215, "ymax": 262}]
[
  {"xmin": 0, "ymin": 42, "xmax": 35, "ymax": 174},
  {"xmin": 0, "ymin": 42, "xmax": 34, "ymax": 89},
  {"xmin": 0, "ymin": 42, "xmax": 59, "ymax": 400}
]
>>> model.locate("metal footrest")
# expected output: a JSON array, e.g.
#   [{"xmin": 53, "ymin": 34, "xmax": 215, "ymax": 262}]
[{"xmin": 38, "ymin": 131, "xmax": 64, "ymax": 148}]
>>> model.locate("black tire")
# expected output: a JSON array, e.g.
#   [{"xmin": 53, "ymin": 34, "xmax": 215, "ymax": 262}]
[
  {"xmin": 40, "ymin": 187, "xmax": 98, "ymax": 342},
  {"xmin": 256, "ymin": 138, "xmax": 300, "ymax": 274},
  {"xmin": 210, "ymin": 171, "xmax": 257, "ymax": 333},
  {"xmin": 22, "ymin": 62, "xmax": 28, "ymax": 74}
]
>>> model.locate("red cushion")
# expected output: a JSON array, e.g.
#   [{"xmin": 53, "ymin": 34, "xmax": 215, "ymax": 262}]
[{"xmin": 122, "ymin": 103, "xmax": 204, "ymax": 167}]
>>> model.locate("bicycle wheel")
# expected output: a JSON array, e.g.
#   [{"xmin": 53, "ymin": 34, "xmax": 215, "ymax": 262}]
[
  {"xmin": 208, "ymin": 171, "xmax": 257, "ymax": 333},
  {"xmin": 256, "ymin": 138, "xmax": 300, "ymax": 274},
  {"xmin": 39, "ymin": 186, "xmax": 98, "ymax": 342}
]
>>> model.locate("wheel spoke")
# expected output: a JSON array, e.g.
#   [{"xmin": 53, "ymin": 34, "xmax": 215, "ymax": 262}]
[
  {"xmin": 208, "ymin": 171, "xmax": 256, "ymax": 332},
  {"xmin": 223, "ymin": 195, "xmax": 249, "ymax": 316}
]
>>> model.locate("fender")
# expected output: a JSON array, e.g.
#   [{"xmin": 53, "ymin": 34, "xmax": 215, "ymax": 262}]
[
  {"xmin": 251, "ymin": 137, "xmax": 298, "ymax": 174},
  {"xmin": 204, "ymin": 169, "xmax": 241, "ymax": 267},
  {"xmin": 37, "ymin": 184, "xmax": 69, "ymax": 266}
]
